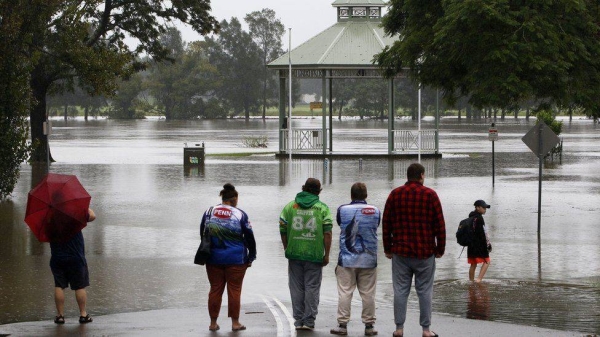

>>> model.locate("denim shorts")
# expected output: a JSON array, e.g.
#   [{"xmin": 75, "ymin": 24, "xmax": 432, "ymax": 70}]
[{"xmin": 50, "ymin": 257, "xmax": 90, "ymax": 290}]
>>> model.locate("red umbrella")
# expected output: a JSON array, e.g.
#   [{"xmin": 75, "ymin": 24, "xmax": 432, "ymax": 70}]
[{"xmin": 25, "ymin": 173, "xmax": 91, "ymax": 243}]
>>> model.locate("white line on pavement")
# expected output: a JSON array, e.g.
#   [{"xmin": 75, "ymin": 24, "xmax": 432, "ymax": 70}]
[
  {"xmin": 272, "ymin": 296, "xmax": 296, "ymax": 335},
  {"xmin": 261, "ymin": 295, "xmax": 285, "ymax": 337}
]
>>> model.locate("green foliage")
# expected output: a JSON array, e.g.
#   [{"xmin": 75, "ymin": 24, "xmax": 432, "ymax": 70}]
[
  {"xmin": 535, "ymin": 109, "xmax": 563, "ymax": 160},
  {"xmin": 25, "ymin": 0, "xmax": 220, "ymax": 161},
  {"xmin": 242, "ymin": 136, "xmax": 268, "ymax": 148},
  {"xmin": 535, "ymin": 110, "xmax": 563, "ymax": 136},
  {"xmin": 0, "ymin": 0, "xmax": 33, "ymax": 199},
  {"xmin": 146, "ymin": 32, "xmax": 220, "ymax": 120},
  {"xmin": 206, "ymin": 18, "xmax": 264, "ymax": 119},
  {"xmin": 202, "ymin": 98, "xmax": 228, "ymax": 119},
  {"xmin": 376, "ymin": 0, "xmax": 600, "ymax": 118},
  {"xmin": 107, "ymin": 74, "xmax": 146, "ymax": 119},
  {"xmin": 245, "ymin": 9, "xmax": 285, "ymax": 118}
]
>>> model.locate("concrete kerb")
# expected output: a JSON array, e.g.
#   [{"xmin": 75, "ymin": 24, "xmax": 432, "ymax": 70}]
[{"xmin": 0, "ymin": 300, "xmax": 586, "ymax": 337}]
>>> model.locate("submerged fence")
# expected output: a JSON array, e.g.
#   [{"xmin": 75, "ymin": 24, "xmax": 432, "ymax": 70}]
[
  {"xmin": 280, "ymin": 128, "xmax": 438, "ymax": 154},
  {"xmin": 281, "ymin": 128, "xmax": 326, "ymax": 151},
  {"xmin": 392, "ymin": 129, "xmax": 438, "ymax": 153}
]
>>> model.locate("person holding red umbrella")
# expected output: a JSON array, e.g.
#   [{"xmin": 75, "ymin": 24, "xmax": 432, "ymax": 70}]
[
  {"xmin": 49, "ymin": 205, "xmax": 96, "ymax": 324},
  {"xmin": 24, "ymin": 173, "xmax": 96, "ymax": 324}
]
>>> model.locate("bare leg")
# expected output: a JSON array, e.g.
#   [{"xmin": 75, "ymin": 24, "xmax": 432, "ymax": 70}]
[
  {"xmin": 476, "ymin": 262, "xmax": 490, "ymax": 282},
  {"xmin": 209, "ymin": 317, "xmax": 219, "ymax": 331},
  {"xmin": 469, "ymin": 264, "xmax": 477, "ymax": 281},
  {"xmin": 75, "ymin": 288, "xmax": 87, "ymax": 317},
  {"xmin": 231, "ymin": 317, "xmax": 245, "ymax": 330},
  {"xmin": 392, "ymin": 328, "xmax": 404, "ymax": 336},
  {"xmin": 54, "ymin": 287, "xmax": 65, "ymax": 316}
]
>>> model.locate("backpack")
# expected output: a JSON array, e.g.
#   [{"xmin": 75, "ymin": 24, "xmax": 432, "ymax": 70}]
[{"xmin": 456, "ymin": 215, "xmax": 477, "ymax": 247}]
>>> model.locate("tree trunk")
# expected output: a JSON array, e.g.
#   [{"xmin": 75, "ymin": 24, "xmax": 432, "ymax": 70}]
[
  {"xmin": 85, "ymin": 106, "xmax": 89, "ymax": 121},
  {"xmin": 30, "ymin": 74, "xmax": 52, "ymax": 163},
  {"xmin": 64, "ymin": 104, "xmax": 68, "ymax": 120},
  {"xmin": 165, "ymin": 104, "xmax": 171, "ymax": 121},
  {"xmin": 569, "ymin": 106, "xmax": 572, "ymax": 122},
  {"xmin": 245, "ymin": 100, "xmax": 250, "ymax": 120},
  {"xmin": 262, "ymin": 66, "xmax": 267, "ymax": 119}
]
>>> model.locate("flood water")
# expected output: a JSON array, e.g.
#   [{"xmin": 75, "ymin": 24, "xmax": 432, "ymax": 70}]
[{"xmin": 1, "ymin": 116, "xmax": 599, "ymax": 334}]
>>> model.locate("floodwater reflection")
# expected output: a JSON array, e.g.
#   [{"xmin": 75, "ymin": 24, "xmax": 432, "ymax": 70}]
[
  {"xmin": 467, "ymin": 282, "xmax": 491, "ymax": 320},
  {"xmin": 0, "ymin": 118, "xmax": 599, "ymax": 334}
]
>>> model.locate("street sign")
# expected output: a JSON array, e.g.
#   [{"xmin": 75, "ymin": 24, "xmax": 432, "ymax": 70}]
[
  {"xmin": 488, "ymin": 127, "xmax": 498, "ymax": 141},
  {"xmin": 43, "ymin": 120, "xmax": 52, "ymax": 136},
  {"xmin": 309, "ymin": 101, "xmax": 322, "ymax": 109},
  {"xmin": 522, "ymin": 123, "xmax": 560, "ymax": 158}
]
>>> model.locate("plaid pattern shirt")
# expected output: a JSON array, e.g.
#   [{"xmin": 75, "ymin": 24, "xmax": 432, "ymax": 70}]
[{"xmin": 382, "ymin": 181, "xmax": 446, "ymax": 259}]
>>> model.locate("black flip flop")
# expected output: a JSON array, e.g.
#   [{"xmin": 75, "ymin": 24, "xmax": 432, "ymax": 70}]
[{"xmin": 79, "ymin": 314, "xmax": 93, "ymax": 324}]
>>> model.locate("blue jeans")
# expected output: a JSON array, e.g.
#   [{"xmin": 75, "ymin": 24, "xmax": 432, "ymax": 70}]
[
  {"xmin": 288, "ymin": 259, "xmax": 323, "ymax": 327},
  {"xmin": 392, "ymin": 255, "xmax": 436, "ymax": 330}
]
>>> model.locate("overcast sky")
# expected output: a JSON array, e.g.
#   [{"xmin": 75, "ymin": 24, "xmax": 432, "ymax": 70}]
[{"xmin": 177, "ymin": 0, "xmax": 348, "ymax": 50}]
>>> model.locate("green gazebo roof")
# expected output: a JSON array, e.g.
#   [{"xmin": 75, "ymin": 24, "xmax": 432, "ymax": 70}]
[
  {"xmin": 331, "ymin": 0, "xmax": 386, "ymax": 6},
  {"xmin": 268, "ymin": 0, "xmax": 395, "ymax": 70}
]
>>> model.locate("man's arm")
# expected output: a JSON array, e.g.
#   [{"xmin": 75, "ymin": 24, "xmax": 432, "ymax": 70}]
[
  {"xmin": 382, "ymin": 194, "xmax": 393, "ymax": 258},
  {"xmin": 87, "ymin": 208, "xmax": 96, "ymax": 222},
  {"xmin": 323, "ymin": 231, "xmax": 332, "ymax": 266},
  {"xmin": 279, "ymin": 205, "xmax": 289, "ymax": 250},
  {"xmin": 431, "ymin": 192, "xmax": 446, "ymax": 258},
  {"xmin": 280, "ymin": 233, "xmax": 288, "ymax": 250}
]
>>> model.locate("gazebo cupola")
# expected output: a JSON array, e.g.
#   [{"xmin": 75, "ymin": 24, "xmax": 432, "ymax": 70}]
[
  {"xmin": 333, "ymin": 0, "xmax": 384, "ymax": 22},
  {"xmin": 267, "ymin": 0, "xmax": 440, "ymax": 157}
]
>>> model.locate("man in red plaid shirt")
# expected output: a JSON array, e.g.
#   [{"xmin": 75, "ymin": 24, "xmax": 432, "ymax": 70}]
[{"xmin": 383, "ymin": 163, "xmax": 446, "ymax": 337}]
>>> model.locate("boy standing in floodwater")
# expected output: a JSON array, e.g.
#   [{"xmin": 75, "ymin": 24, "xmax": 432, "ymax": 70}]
[{"xmin": 468, "ymin": 200, "xmax": 492, "ymax": 283}]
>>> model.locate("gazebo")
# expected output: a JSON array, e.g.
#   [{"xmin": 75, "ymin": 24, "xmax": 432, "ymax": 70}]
[{"xmin": 267, "ymin": 0, "xmax": 440, "ymax": 158}]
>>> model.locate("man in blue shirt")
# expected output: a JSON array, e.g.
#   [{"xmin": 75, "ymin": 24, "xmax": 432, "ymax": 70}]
[
  {"xmin": 50, "ymin": 208, "xmax": 95, "ymax": 324},
  {"xmin": 331, "ymin": 182, "xmax": 380, "ymax": 336}
]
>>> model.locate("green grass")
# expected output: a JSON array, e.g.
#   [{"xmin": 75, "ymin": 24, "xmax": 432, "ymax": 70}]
[{"xmin": 206, "ymin": 152, "xmax": 277, "ymax": 157}]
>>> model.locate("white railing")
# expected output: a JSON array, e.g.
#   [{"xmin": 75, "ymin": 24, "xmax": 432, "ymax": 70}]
[
  {"xmin": 393, "ymin": 130, "xmax": 438, "ymax": 153},
  {"xmin": 281, "ymin": 128, "xmax": 326, "ymax": 151}
]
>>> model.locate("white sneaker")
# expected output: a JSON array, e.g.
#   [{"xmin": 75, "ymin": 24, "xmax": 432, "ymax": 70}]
[
  {"xmin": 364, "ymin": 324, "xmax": 378, "ymax": 336},
  {"xmin": 330, "ymin": 325, "xmax": 348, "ymax": 335}
]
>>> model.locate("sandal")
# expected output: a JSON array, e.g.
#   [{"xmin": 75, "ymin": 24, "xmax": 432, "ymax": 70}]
[
  {"xmin": 54, "ymin": 315, "xmax": 65, "ymax": 324},
  {"xmin": 79, "ymin": 314, "xmax": 93, "ymax": 324},
  {"xmin": 232, "ymin": 325, "xmax": 246, "ymax": 331},
  {"xmin": 209, "ymin": 324, "xmax": 220, "ymax": 331}
]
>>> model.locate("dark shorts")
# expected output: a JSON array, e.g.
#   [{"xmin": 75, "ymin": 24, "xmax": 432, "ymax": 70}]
[{"xmin": 50, "ymin": 257, "xmax": 90, "ymax": 290}]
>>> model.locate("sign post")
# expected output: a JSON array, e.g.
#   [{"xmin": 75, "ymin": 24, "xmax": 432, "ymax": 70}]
[
  {"xmin": 522, "ymin": 122, "xmax": 560, "ymax": 279},
  {"xmin": 488, "ymin": 123, "xmax": 498, "ymax": 186},
  {"xmin": 43, "ymin": 117, "xmax": 52, "ymax": 173},
  {"xmin": 522, "ymin": 122, "xmax": 561, "ymax": 235}
]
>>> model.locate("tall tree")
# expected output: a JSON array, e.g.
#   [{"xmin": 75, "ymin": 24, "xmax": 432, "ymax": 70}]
[
  {"xmin": 177, "ymin": 41, "xmax": 221, "ymax": 119},
  {"xmin": 0, "ymin": 0, "xmax": 34, "ymax": 199},
  {"xmin": 26, "ymin": 1, "xmax": 219, "ymax": 162},
  {"xmin": 107, "ymin": 73, "xmax": 145, "ymax": 119},
  {"xmin": 245, "ymin": 9, "xmax": 285, "ymax": 119},
  {"xmin": 375, "ymin": 0, "xmax": 600, "ymax": 118},
  {"xmin": 147, "ymin": 27, "xmax": 186, "ymax": 120},
  {"xmin": 206, "ymin": 18, "xmax": 262, "ymax": 119},
  {"xmin": 147, "ymin": 30, "xmax": 219, "ymax": 120}
]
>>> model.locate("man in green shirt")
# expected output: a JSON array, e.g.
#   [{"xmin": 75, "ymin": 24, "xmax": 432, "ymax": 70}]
[{"xmin": 279, "ymin": 178, "xmax": 333, "ymax": 330}]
